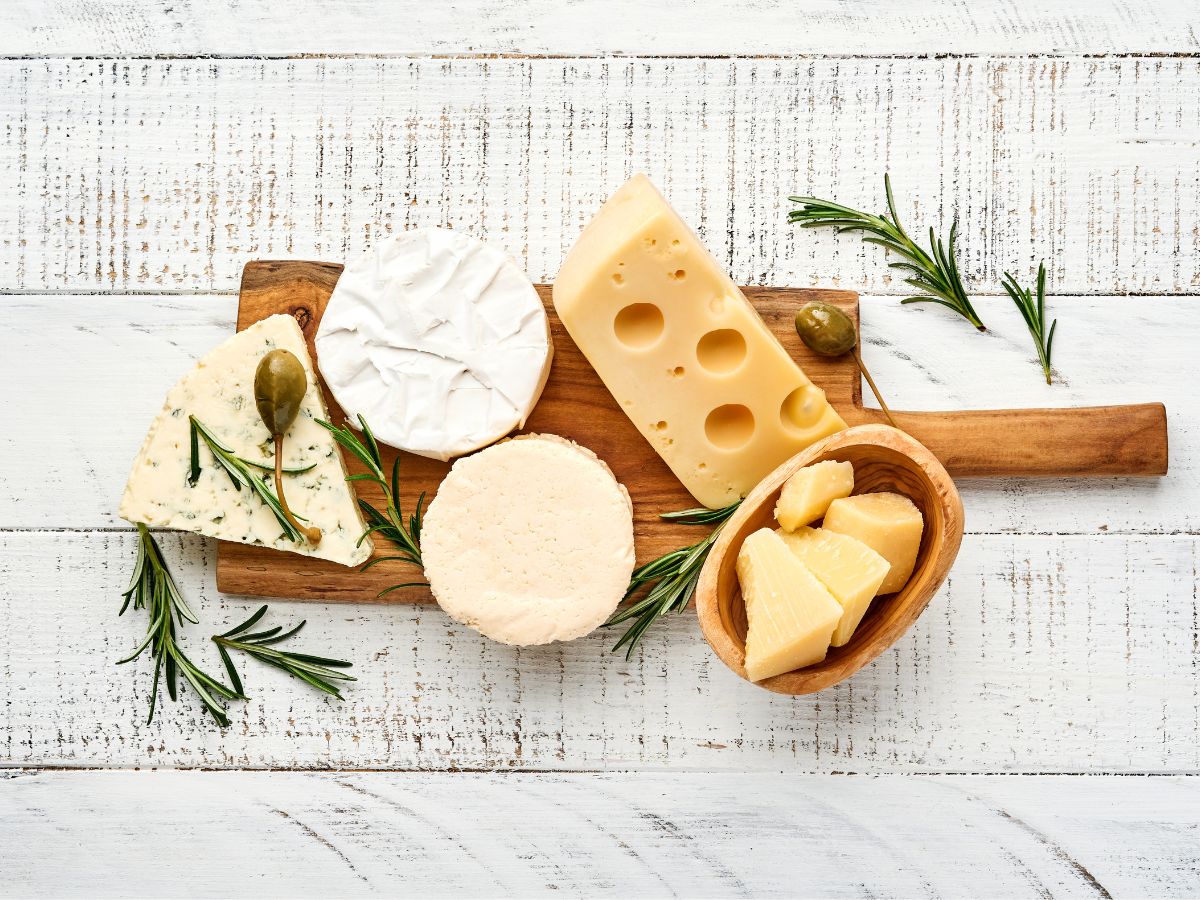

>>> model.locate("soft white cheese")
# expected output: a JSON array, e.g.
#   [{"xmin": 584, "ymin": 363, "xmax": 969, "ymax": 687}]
[
  {"xmin": 421, "ymin": 434, "xmax": 636, "ymax": 646},
  {"xmin": 315, "ymin": 228, "xmax": 553, "ymax": 461},
  {"xmin": 119, "ymin": 314, "xmax": 373, "ymax": 567}
]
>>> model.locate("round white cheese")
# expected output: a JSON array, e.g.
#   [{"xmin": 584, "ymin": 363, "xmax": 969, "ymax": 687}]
[
  {"xmin": 421, "ymin": 434, "xmax": 636, "ymax": 646},
  {"xmin": 315, "ymin": 228, "xmax": 553, "ymax": 461}
]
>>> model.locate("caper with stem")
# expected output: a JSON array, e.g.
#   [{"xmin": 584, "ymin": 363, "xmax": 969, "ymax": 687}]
[
  {"xmin": 795, "ymin": 301, "xmax": 898, "ymax": 429},
  {"xmin": 254, "ymin": 349, "xmax": 322, "ymax": 545}
]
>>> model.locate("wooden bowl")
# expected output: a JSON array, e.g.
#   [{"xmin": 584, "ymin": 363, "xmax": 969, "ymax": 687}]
[{"xmin": 695, "ymin": 424, "xmax": 964, "ymax": 694}]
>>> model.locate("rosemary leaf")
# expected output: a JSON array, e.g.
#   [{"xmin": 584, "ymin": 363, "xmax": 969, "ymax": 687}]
[
  {"xmin": 189, "ymin": 416, "xmax": 307, "ymax": 543},
  {"xmin": 1001, "ymin": 261, "xmax": 1057, "ymax": 385},
  {"xmin": 318, "ymin": 416, "xmax": 426, "ymax": 592},
  {"xmin": 604, "ymin": 500, "xmax": 741, "ymax": 659},
  {"xmin": 118, "ymin": 524, "xmax": 239, "ymax": 727},
  {"xmin": 213, "ymin": 605, "xmax": 356, "ymax": 700},
  {"xmin": 788, "ymin": 174, "xmax": 986, "ymax": 331}
]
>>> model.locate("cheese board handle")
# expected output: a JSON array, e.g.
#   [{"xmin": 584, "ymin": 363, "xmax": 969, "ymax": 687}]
[{"xmin": 862, "ymin": 403, "xmax": 1168, "ymax": 477}]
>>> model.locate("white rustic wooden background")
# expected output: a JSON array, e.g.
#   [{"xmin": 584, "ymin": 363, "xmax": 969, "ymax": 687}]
[{"xmin": 2, "ymin": 1, "xmax": 1199, "ymax": 896}]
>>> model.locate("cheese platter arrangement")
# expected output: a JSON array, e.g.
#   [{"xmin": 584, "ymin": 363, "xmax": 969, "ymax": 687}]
[{"xmin": 117, "ymin": 174, "xmax": 1168, "ymax": 726}]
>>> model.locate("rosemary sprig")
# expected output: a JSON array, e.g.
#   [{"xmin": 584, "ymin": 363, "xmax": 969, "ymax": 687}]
[
  {"xmin": 213, "ymin": 606, "xmax": 356, "ymax": 700},
  {"xmin": 318, "ymin": 415, "xmax": 427, "ymax": 596},
  {"xmin": 118, "ymin": 523, "xmax": 240, "ymax": 726},
  {"xmin": 604, "ymin": 501, "xmax": 741, "ymax": 659},
  {"xmin": 788, "ymin": 174, "xmax": 986, "ymax": 331},
  {"xmin": 1001, "ymin": 261, "xmax": 1057, "ymax": 385},
  {"xmin": 189, "ymin": 416, "xmax": 312, "ymax": 543}
]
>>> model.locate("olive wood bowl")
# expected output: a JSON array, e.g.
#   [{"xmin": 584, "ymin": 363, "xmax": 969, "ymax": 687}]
[{"xmin": 695, "ymin": 424, "xmax": 964, "ymax": 695}]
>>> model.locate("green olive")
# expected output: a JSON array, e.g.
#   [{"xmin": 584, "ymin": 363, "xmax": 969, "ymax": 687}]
[
  {"xmin": 795, "ymin": 301, "xmax": 858, "ymax": 357},
  {"xmin": 254, "ymin": 349, "xmax": 308, "ymax": 436}
]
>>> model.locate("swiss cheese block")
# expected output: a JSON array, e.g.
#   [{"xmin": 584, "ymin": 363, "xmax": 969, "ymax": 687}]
[
  {"xmin": 420, "ymin": 434, "xmax": 635, "ymax": 646},
  {"xmin": 776, "ymin": 527, "xmax": 890, "ymax": 647},
  {"xmin": 119, "ymin": 314, "xmax": 372, "ymax": 567},
  {"xmin": 736, "ymin": 528, "xmax": 843, "ymax": 681},
  {"xmin": 823, "ymin": 492, "xmax": 924, "ymax": 595},
  {"xmin": 553, "ymin": 175, "xmax": 847, "ymax": 508},
  {"xmin": 774, "ymin": 460, "xmax": 855, "ymax": 530},
  {"xmin": 315, "ymin": 228, "xmax": 553, "ymax": 461}
]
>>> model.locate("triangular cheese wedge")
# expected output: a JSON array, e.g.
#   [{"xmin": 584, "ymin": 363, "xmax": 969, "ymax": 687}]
[
  {"xmin": 776, "ymin": 526, "xmax": 890, "ymax": 647},
  {"xmin": 119, "ymin": 314, "xmax": 372, "ymax": 567},
  {"xmin": 737, "ymin": 528, "xmax": 842, "ymax": 681}
]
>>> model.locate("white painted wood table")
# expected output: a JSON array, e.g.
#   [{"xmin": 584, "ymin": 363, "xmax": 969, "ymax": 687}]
[{"xmin": 2, "ymin": 2, "xmax": 1198, "ymax": 896}]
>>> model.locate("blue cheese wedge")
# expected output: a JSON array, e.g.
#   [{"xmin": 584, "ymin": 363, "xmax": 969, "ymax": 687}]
[{"xmin": 119, "ymin": 314, "xmax": 372, "ymax": 567}]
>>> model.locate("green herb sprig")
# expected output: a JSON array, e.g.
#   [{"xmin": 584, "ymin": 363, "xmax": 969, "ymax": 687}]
[
  {"xmin": 318, "ymin": 416, "xmax": 426, "ymax": 596},
  {"xmin": 605, "ymin": 501, "xmax": 741, "ymax": 658},
  {"xmin": 189, "ymin": 416, "xmax": 315, "ymax": 543},
  {"xmin": 213, "ymin": 606, "xmax": 356, "ymax": 700},
  {"xmin": 1001, "ymin": 261, "xmax": 1057, "ymax": 385},
  {"xmin": 788, "ymin": 174, "xmax": 986, "ymax": 331},
  {"xmin": 118, "ymin": 524, "xmax": 240, "ymax": 726}
]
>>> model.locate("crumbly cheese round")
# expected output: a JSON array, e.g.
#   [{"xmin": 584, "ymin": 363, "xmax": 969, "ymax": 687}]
[
  {"xmin": 315, "ymin": 228, "xmax": 553, "ymax": 461},
  {"xmin": 421, "ymin": 434, "xmax": 636, "ymax": 646}
]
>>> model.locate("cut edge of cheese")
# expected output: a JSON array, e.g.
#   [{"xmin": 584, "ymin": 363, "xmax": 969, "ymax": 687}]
[
  {"xmin": 118, "ymin": 313, "xmax": 373, "ymax": 567},
  {"xmin": 822, "ymin": 492, "xmax": 924, "ymax": 595},
  {"xmin": 553, "ymin": 174, "xmax": 847, "ymax": 509},
  {"xmin": 775, "ymin": 526, "xmax": 890, "ymax": 647},
  {"xmin": 736, "ymin": 528, "xmax": 842, "ymax": 681},
  {"xmin": 774, "ymin": 459, "xmax": 855, "ymax": 530},
  {"xmin": 420, "ymin": 433, "xmax": 636, "ymax": 646}
]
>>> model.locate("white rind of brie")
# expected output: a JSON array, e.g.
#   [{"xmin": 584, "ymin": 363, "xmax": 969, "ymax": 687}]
[
  {"xmin": 421, "ymin": 434, "xmax": 636, "ymax": 646},
  {"xmin": 315, "ymin": 228, "xmax": 553, "ymax": 461},
  {"xmin": 118, "ymin": 314, "xmax": 373, "ymax": 567}
]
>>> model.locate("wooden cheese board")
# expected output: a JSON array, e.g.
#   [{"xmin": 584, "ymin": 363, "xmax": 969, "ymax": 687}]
[{"xmin": 216, "ymin": 260, "xmax": 1168, "ymax": 602}]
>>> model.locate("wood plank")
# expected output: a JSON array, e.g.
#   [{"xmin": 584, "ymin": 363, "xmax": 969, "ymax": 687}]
[
  {"xmin": 2, "ymin": 771, "xmax": 1197, "ymax": 897},
  {"xmin": 1, "ymin": 293, "xmax": 1190, "ymax": 535},
  {"xmin": 0, "ymin": 58, "xmax": 1196, "ymax": 296},
  {"xmin": 3, "ymin": 530, "xmax": 1196, "ymax": 772},
  {"xmin": 222, "ymin": 269, "xmax": 862, "ymax": 600},
  {"xmin": 5, "ymin": 0, "xmax": 1199, "ymax": 56},
  {"xmin": 223, "ymin": 262, "xmax": 1161, "ymax": 602}
]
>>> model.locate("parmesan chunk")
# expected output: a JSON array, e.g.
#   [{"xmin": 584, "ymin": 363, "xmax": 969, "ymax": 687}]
[
  {"xmin": 737, "ymin": 528, "xmax": 842, "ymax": 681},
  {"xmin": 774, "ymin": 460, "xmax": 855, "ymax": 530},
  {"xmin": 776, "ymin": 527, "xmax": 890, "ymax": 646},
  {"xmin": 822, "ymin": 492, "xmax": 924, "ymax": 595}
]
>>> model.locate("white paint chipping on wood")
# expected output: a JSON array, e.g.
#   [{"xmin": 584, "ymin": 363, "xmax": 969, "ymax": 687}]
[
  {"xmin": 0, "ymin": 58, "xmax": 1196, "ymax": 296},
  {"xmin": 1, "ymin": 2, "xmax": 1199, "ymax": 890},
  {"xmin": 1, "ymin": 529, "xmax": 1195, "ymax": 772},
  {"xmin": 5, "ymin": 0, "xmax": 1200, "ymax": 56},
  {"xmin": 0, "ymin": 293, "xmax": 1187, "ymax": 534},
  {"xmin": 2, "ymin": 770, "xmax": 1197, "ymax": 898}
]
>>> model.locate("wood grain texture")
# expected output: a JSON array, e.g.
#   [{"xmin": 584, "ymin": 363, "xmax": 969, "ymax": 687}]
[
  {"xmin": 4, "ymin": 770, "xmax": 1198, "ymax": 898},
  {"xmin": 0, "ymin": 3, "xmax": 1196, "ymax": 890},
  {"xmin": 4, "ymin": 0, "xmax": 1199, "ymax": 55},
  {"xmin": 697, "ymin": 425, "xmax": 965, "ymax": 695},
  {"xmin": 223, "ymin": 263, "xmax": 858, "ymax": 600},
  {"xmin": 4, "ymin": 529, "xmax": 1196, "ymax": 772},
  {"xmin": 0, "ymin": 58, "xmax": 1197, "ymax": 296},
  {"xmin": 223, "ymin": 262, "xmax": 1162, "ymax": 601},
  {"xmin": 0, "ymin": 292, "xmax": 1191, "ymax": 535}
]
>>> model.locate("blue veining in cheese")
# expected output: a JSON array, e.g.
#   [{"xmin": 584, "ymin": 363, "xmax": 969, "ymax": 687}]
[{"xmin": 118, "ymin": 314, "xmax": 372, "ymax": 567}]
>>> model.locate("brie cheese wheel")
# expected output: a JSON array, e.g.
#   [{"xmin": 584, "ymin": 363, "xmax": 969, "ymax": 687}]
[
  {"xmin": 315, "ymin": 228, "xmax": 553, "ymax": 461},
  {"xmin": 421, "ymin": 434, "xmax": 636, "ymax": 646},
  {"xmin": 119, "ymin": 314, "xmax": 373, "ymax": 567}
]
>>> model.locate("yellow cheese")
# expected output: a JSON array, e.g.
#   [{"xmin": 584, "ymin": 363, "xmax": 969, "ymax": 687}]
[
  {"xmin": 774, "ymin": 460, "xmax": 854, "ymax": 530},
  {"xmin": 822, "ymin": 492, "xmax": 924, "ymax": 595},
  {"xmin": 553, "ymin": 175, "xmax": 847, "ymax": 508},
  {"xmin": 776, "ymin": 527, "xmax": 890, "ymax": 646},
  {"xmin": 736, "ymin": 528, "xmax": 843, "ymax": 681}
]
